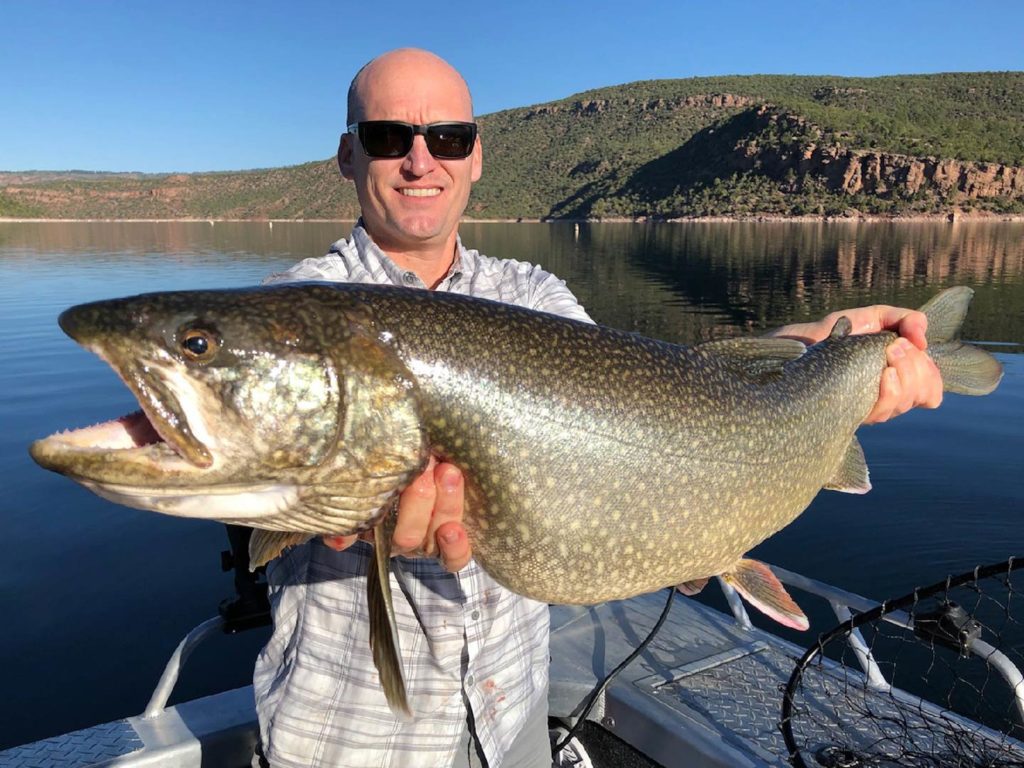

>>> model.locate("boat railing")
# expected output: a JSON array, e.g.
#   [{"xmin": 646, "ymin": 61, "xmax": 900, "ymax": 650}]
[{"xmin": 143, "ymin": 615, "xmax": 225, "ymax": 718}]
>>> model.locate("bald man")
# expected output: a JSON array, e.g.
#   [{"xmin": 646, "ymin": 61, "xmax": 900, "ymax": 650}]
[
  {"xmin": 253, "ymin": 49, "xmax": 943, "ymax": 768},
  {"xmin": 254, "ymin": 49, "xmax": 591, "ymax": 768}
]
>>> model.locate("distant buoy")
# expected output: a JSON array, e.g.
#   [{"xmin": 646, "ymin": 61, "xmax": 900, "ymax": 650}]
[{"xmin": 574, "ymin": 223, "xmax": 580, "ymax": 240}]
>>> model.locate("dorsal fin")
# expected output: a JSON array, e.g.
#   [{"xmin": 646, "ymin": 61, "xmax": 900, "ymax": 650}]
[
  {"xmin": 696, "ymin": 337, "xmax": 806, "ymax": 379},
  {"xmin": 824, "ymin": 436, "xmax": 872, "ymax": 494}
]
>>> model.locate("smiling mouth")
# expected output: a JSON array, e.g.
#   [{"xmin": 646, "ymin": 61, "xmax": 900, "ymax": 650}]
[{"xmin": 399, "ymin": 188, "xmax": 441, "ymax": 197}]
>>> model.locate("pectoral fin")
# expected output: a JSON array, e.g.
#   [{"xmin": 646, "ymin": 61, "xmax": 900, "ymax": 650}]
[
  {"xmin": 824, "ymin": 436, "xmax": 871, "ymax": 494},
  {"xmin": 249, "ymin": 530, "xmax": 314, "ymax": 570},
  {"xmin": 367, "ymin": 507, "xmax": 412, "ymax": 718},
  {"xmin": 721, "ymin": 559, "xmax": 809, "ymax": 631}
]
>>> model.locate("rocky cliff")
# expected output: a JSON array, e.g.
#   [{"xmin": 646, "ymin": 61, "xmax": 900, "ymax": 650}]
[{"xmin": 738, "ymin": 107, "xmax": 1024, "ymax": 203}]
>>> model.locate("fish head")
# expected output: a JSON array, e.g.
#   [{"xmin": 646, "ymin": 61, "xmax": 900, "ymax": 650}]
[{"xmin": 30, "ymin": 286, "xmax": 428, "ymax": 532}]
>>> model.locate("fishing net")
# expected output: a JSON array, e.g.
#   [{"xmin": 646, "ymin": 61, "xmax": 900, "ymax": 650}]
[{"xmin": 781, "ymin": 557, "xmax": 1024, "ymax": 768}]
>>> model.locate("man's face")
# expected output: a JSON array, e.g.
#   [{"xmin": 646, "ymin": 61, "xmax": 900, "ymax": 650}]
[{"xmin": 339, "ymin": 57, "xmax": 482, "ymax": 255}]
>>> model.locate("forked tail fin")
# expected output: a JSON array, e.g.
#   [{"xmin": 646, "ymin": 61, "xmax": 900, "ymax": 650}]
[{"xmin": 920, "ymin": 287, "xmax": 1002, "ymax": 396}]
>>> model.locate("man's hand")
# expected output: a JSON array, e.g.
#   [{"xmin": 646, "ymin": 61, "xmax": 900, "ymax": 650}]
[
  {"xmin": 322, "ymin": 458, "xmax": 472, "ymax": 572},
  {"xmin": 769, "ymin": 305, "xmax": 943, "ymax": 424}
]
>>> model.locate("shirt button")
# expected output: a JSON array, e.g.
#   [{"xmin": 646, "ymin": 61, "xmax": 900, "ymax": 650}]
[
  {"xmin": 466, "ymin": 674, "xmax": 475, "ymax": 687},
  {"xmin": 470, "ymin": 610, "xmax": 480, "ymax": 620},
  {"xmin": 402, "ymin": 272, "xmax": 417, "ymax": 285}
]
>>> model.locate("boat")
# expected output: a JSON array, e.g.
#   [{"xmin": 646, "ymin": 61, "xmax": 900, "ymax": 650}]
[{"xmin": 3, "ymin": 560, "xmax": 1022, "ymax": 767}]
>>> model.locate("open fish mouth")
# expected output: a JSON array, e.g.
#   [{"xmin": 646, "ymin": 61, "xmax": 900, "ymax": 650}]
[{"xmin": 30, "ymin": 354, "xmax": 213, "ymax": 479}]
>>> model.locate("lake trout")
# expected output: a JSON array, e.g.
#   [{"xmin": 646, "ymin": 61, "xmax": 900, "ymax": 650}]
[{"xmin": 30, "ymin": 284, "xmax": 1002, "ymax": 715}]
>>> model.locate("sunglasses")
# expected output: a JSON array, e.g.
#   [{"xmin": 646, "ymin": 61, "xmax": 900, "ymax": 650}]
[{"xmin": 347, "ymin": 121, "xmax": 478, "ymax": 160}]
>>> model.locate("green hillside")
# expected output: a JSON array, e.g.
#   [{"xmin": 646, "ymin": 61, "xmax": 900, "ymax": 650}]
[{"xmin": 3, "ymin": 72, "xmax": 1023, "ymax": 220}]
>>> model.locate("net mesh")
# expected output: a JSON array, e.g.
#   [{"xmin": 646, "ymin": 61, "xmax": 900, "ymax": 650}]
[{"xmin": 782, "ymin": 558, "xmax": 1024, "ymax": 768}]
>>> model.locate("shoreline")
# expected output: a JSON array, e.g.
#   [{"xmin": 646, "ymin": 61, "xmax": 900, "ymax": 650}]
[{"xmin": 2, "ymin": 212, "xmax": 1024, "ymax": 224}]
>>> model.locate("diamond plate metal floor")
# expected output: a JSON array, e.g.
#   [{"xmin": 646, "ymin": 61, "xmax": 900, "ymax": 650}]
[{"xmin": 0, "ymin": 720, "xmax": 142, "ymax": 768}]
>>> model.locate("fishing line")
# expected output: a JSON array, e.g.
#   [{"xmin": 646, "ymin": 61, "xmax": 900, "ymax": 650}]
[{"xmin": 552, "ymin": 587, "xmax": 675, "ymax": 756}]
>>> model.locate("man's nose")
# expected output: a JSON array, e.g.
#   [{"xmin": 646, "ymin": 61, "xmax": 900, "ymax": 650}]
[{"xmin": 403, "ymin": 135, "xmax": 437, "ymax": 175}]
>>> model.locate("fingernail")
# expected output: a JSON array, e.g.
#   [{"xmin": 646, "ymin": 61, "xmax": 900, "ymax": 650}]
[
  {"xmin": 440, "ymin": 466, "xmax": 461, "ymax": 491},
  {"xmin": 440, "ymin": 528, "xmax": 460, "ymax": 544},
  {"xmin": 890, "ymin": 341, "xmax": 905, "ymax": 359}
]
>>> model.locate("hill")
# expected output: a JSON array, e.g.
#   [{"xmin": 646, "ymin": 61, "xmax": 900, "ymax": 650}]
[{"xmin": 3, "ymin": 72, "xmax": 1024, "ymax": 220}]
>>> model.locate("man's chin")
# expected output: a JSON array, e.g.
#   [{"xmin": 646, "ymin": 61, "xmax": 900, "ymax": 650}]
[{"xmin": 386, "ymin": 215, "xmax": 454, "ymax": 245}]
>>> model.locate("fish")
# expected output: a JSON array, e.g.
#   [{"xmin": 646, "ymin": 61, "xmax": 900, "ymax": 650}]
[{"xmin": 29, "ymin": 283, "xmax": 1002, "ymax": 716}]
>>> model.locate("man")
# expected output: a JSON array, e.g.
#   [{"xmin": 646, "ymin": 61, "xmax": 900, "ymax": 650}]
[{"xmin": 254, "ymin": 48, "xmax": 942, "ymax": 768}]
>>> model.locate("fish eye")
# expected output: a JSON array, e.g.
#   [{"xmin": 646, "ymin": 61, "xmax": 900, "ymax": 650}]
[{"xmin": 180, "ymin": 328, "xmax": 219, "ymax": 361}]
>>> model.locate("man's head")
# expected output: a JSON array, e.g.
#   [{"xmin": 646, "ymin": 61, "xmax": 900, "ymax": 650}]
[{"xmin": 338, "ymin": 49, "xmax": 482, "ymax": 259}]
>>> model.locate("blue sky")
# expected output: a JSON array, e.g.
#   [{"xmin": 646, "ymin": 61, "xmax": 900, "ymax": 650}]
[{"xmin": 3, "ymin": 0, "xmax": 1022, "ymax": 173}]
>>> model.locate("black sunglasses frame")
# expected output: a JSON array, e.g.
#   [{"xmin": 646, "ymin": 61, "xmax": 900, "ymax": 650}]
[{"xmin": 346, "ymin": 121, "xmax": 478, "ymax": 160}]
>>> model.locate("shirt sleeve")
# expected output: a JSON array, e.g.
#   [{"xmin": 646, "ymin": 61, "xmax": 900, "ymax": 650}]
[
  {"xmin": 262, "ymin": 255, "xmax": 350, "ymax": 285},
  {"xmin": 528, "ymin": 271, "xmax": 594, "ymax": 324}
]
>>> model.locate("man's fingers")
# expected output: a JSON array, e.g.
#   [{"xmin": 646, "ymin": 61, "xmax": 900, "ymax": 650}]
[
  {"xmin": 392, "ymin": 457, "xmax": 438, "ymax": 554},
  {"xmin": 865, "ymin": 367, "xmax": 901, "ymax": 424},
  {"xmin": 437, "ymin": 521, "xmax": 471, "ymax": 573},
  {"xmin": 865, "ymin": 339, "xmax": 943, "ymax": 424},
  {"xmin": 892, "ymin": 309, "xmax": 929, "ymax": 350},
  {"xmin": 424, "ymin": 462, "xmax": 465, "ymax": 557}
]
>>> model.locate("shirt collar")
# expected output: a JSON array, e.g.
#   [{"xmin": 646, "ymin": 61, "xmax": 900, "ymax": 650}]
[{"xmin": 348, "ymin": 220, "xmax": 467, "ymax": 290}]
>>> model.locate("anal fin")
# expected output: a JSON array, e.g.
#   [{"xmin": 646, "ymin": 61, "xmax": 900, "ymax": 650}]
[
  {"xmin": 249, "ymin": 530, "xmax": 314, "ymax": 570},
  {"xmin": 721, "ymin": 558, "xmax": 809, "ymax": 631},
  {"xmin": 367, "ymin": 505, "xmax": 412, "ymax": 718},
  {"xmin": 824, "ymin": 436, "xmax": 871, "ymax": 494}
]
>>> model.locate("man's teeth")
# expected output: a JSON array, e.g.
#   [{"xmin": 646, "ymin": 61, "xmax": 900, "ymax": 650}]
[{"xmin": 400, "ymin": 188, "xmax": 441, "ymax": 197}]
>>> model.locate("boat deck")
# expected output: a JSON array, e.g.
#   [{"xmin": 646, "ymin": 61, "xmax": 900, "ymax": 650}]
[{"xmin": 3, "ymin": 571, "xmax": 1022, "ymax": 768}]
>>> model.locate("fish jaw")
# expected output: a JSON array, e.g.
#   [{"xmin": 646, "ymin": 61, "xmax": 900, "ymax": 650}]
[
  {"xmin": 30, "ymin": 286, "xmax": 430, "ymax": 536},
  {"xmin": 27, "ymin": 401, "xmax": 305, "ymax": 522},
  {"xmin": 29, "ymin": 341, "xmax": 229, "ymax": 488}
]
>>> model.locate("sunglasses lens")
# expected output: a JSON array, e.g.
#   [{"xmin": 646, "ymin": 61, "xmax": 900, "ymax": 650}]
[
  {"xmin": 425, "ymin": 124, "xmax": 476, "ymax": 159},
  {"xmin": 359, "ymin": 123, "xmax": 413, "ymax": 157},
  {"xmin": 356, "ymin": 122, "xmax": 476, "ymax": 159}
]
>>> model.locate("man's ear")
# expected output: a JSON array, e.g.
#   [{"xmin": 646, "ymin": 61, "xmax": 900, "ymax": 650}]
[
  {"xmin": 470, "ymin": 132, "xmax": 483, "ymax": 183},
  {"xmin": 338, "ymin": 133, "xmax": 355, "ymax": 180}
]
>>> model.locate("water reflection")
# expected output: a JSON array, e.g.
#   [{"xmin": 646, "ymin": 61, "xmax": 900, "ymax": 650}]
[
  {"xmin": 0, "ymin": 221, "xmax": 1020, "ymax": 750},
  {"xmin": 462, "ymin": 221, "xmax": 1024, "ymax": 346}
]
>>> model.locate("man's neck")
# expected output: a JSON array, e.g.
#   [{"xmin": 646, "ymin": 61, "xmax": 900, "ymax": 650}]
[{"xmin": 373, "ymin": 231, "xmax": 460, "ymax": 289}]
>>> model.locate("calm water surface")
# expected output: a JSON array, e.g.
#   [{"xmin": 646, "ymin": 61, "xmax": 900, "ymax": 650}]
[{"xmin": 1, "ymin": 221, "xmax": 1021, "ymax": 748}]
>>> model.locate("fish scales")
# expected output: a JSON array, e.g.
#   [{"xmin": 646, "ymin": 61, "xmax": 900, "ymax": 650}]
[
  {"xmin": 29, "ymin": 283, "xmax": 1002, "ymax": 716},
  {"xmin": 30, "ymin": 283, "xmax": 999, "ymax": 607},
  {"xmin": 313, "ymin": 286, "xmax": 890, "ymax": 603}
]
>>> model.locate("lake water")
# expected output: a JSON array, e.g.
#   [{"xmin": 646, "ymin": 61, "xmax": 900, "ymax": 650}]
[{"xmin": 1, "ymin": 220, "xmax": 1021, "ymax": 749}]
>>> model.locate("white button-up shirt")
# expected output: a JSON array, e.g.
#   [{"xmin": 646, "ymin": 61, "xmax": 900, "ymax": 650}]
[{"xmin": 253, "ymin": 224, "xmax": 591, "ymax": 767}]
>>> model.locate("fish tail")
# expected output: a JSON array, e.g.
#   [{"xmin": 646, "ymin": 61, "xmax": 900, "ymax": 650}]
[{"xmin": 920, "ymin": 287, "xmax": 1003, "ymax": 396}]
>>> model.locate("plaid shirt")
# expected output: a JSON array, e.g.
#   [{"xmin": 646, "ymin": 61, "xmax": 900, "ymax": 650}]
[{"xmin": 253, "ymin": 224, "xmax": 592, "ymax": 767}]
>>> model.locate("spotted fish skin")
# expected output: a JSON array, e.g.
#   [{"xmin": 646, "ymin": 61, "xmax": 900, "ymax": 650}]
[
  {"xmin": 31, "ymin": 284, "xmax": 1000, "ymax": 606},
  {"xmin": 358, "ymin": 286, "xmax": 887, "ymax": 603}
]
